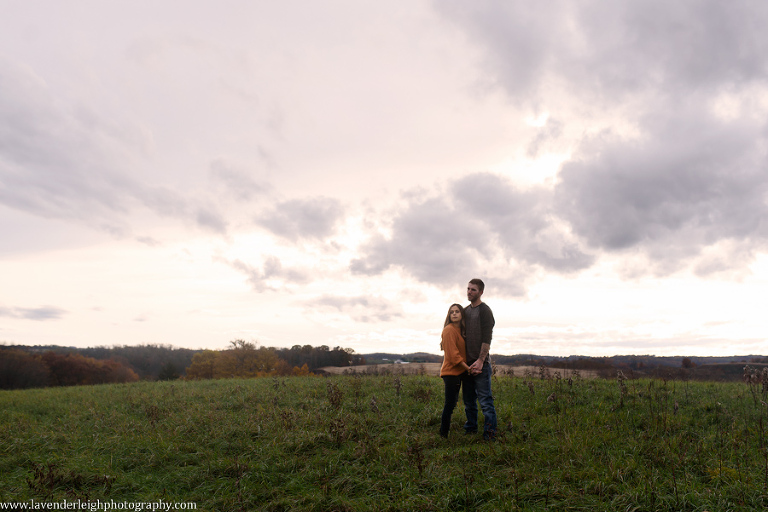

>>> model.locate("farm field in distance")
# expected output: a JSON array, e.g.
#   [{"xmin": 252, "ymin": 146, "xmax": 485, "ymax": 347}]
[
  {"xmin": 2, "ymin": 370, "xmax": 768, "ymax": 511},
  {"xmin": 319, "ymin": 363, "xmax": 601, "ymax": 380}
]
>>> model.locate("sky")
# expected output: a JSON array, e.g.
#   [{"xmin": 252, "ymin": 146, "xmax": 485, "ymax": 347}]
[{"xmin": 2, "ymin": 1, "xmax": 768, "ymax": 357}]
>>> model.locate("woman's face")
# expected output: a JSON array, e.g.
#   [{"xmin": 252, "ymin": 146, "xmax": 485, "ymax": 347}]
[{"xmin": 449, "ymin": 306, "xmax": 462, "ymax": 324}]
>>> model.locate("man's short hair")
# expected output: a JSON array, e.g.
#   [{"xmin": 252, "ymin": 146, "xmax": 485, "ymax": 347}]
[{"xmin": 468, "ymin": 278, "xmax": 485, "ymax": 292}]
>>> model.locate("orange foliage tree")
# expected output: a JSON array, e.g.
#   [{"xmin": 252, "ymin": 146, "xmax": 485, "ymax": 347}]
[
  {"xmin": 185, "ymin": 340, "xmax": 312, "ymax": 380},
  {"xmin": 291, "ymin": 363, "xmax": 312, "ymax": 376},
  {"xmin": 185, "ymin": 350, "xmax": 219, "ymax": 380},
  {"xmin": 215, "ymin": 340, "xmax": 279, "ymax": 378},
  {"xmin": 41, "ymin": 352, "xmax": 139, "ymax": 386}
]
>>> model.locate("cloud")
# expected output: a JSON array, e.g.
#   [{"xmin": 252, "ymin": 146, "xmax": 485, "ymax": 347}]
[
  {"xmin": 312, "ymin": 295, "xmax": 403, "ymax": 323},
  {"xmin": 0, "ymin": 60, "xmax": 139, "ymax": 222},
  {"xmin": 435, "ymin": 1, "xmax": 768, "ymax": 277},
  {"xmin": 350, "ymin": 195, "xmax": 492, "ymax": 284},
  {"xmin": 554, "ymin": 100, "xmax": 768, "ymax": 275},
  {"xmin": 0, "ymin": 59, "xmax": 226, "ymax": 236},
  {"xmin": 209, "ymin": 159, "xmax": 271, "ymax": 201},
  {"xmin": 527, "ymin": 117, "xmax": 564, "ymax": 158},
  {"xmin": 229, "ymin": 256, "xmax": 311, "ymax": 291},
  {"xmin": 195, "ymin": 207, "xmax": 228, "ymax": 234},
  {"xmin": 0, "ymin": 305, "xmax": 67, "ymax": 320},
  {"xmin": 350, "ymin": 176, "xmax": 592, "ymax": 295},
  {"xmin": 570, "ymin": 1, "xmax": 768, "ymax": 96},
  {"xmin": 451, "ymin": 173, "xmax": 594, "ymax": 273},
  {"xmin": 135, "ymin": 236, "xmax": 161, "ymax": 247},
  {"xmin": 350, "ymin": 135, "xmax": 766, "ymax": 287},
  {"xmin": 437, "ymin": 1, "xmax": 768, "ymax": 105},
  {"xmin": 257, "ymin": 197, "xmax": 344, "ymax": 241}
]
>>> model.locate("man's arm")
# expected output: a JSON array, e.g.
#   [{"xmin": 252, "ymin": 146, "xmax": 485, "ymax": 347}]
[
  {"xmin": 469, "ymin": 343, "xmax": 490, "ymax": 374},
  {"xmin": 479, "ymin": 303, "xmax": 495, "ymax": 345},
  {"xmin": 469, "ymin": 304, "xmax": 494, "ymax": 374}
]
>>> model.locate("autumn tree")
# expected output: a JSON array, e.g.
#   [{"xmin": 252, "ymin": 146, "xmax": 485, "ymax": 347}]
[
  {"xmin": 185, "ymin": 341, "xmax": 280, "ymax": 379},
  {"xmin": 41, "ymin": 352, "xmax": 138, "ymax": 386},
  {"xmin": 185, "ymin": 350, "xmax": 219, "ymax": 380},
  {"xmin": 291, "ymin": 363, "xmax": 312, "ymax": 376},
  {"xmin": 0, "ymin": 349, "xmax": 49, "ymax": 389},
  {"xmin": 214, "ymin": 340, "xmax": 279, "ymax": 377}
]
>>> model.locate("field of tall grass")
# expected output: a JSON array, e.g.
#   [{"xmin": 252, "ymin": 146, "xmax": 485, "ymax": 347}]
[{"xmin": 2, "ymin": 368, "xmax": 768, "ymax": 511}]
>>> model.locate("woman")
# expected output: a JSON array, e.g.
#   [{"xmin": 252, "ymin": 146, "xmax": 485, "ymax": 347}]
[{"xmin": 439, "ymin": 303, "xmax": 470, "ymax": 437}]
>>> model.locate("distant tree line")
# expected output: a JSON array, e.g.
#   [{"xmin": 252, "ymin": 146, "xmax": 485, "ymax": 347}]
[
  {"xmin": 8, "ymin": 340, "xmax": 759, "ymax": 389},
  {"xmin": 0, "ymin": 348, "xmax": 139, "ymax": 389},
  {"xmin": 76, "ymin": 344, "xmax": 198, "ymax": 380},
  {"xmin": 274, "ymin": 344, "xmax": 366, "ymax": 369},
  {"xmin": 1, "ymin": 344, "xmax": 198, "ymax": 384},
  {"xmin": 186, "ymin": 340, "xmax": 283, "ymax": 379},
  {"xmin": 1, "ymin": 341, "xmax": 366, "ymax": 388},
  {"xmin": 184, "ymin": 341, "xmax": 365, "ymax": 380}
]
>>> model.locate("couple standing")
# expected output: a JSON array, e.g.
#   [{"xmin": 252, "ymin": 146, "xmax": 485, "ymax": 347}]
[{"xmin": 439, "ymin": 278, "xmax": 497, "ymax": 440}]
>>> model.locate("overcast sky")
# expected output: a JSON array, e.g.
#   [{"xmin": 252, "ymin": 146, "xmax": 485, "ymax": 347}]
[{"xmin": 2, "ymin": 1, "xmax": 768, "ymax": 357}]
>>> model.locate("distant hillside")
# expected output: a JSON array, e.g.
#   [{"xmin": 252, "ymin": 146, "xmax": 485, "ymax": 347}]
[
  {"xmin": 361, "ymin": 352, "xmax": 768, "ymax": 381},
  {"xmin": 362, "ymin": 352, "xmax": 442, "ymax": 364},
  {"xmin": 1, "ymin": 343, "xmax": 364, "ymax": 387},
  {"xmin": 4, "ymin": 343, "xmax": 765, "ymax": 386}
]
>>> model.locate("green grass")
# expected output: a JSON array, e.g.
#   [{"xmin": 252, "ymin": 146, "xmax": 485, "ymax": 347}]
[{"xmin": 2, "ymin": 372, "xmax": 768, "ymax": 511}]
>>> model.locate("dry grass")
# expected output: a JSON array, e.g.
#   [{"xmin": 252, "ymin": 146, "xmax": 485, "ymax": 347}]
[
  {"xmin": 318, "ymin": 363, "xmax": 442, "ymax": 375},
  {"xmin": 319, "ymin": 363, "xmax": 599, "ymax": 379}
]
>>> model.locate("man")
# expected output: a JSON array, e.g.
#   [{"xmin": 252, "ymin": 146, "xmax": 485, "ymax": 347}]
[{"xmin": 463, "ymin": 278, "xmax": 497, "ymax": 440}]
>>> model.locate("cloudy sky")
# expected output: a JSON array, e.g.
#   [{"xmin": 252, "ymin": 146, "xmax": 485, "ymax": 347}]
[{"xmin": 2, "ymin": 1, "xmax": 768, "ymax": 357}]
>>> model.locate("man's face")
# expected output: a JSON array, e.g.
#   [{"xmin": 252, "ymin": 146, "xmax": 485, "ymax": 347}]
[{"xmin": 467, "ymin": 283, "xmax": 482, "ymax": 303}]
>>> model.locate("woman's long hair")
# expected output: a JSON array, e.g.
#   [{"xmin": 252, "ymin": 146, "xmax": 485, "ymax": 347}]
[
  {"xmin": 441, "ymin": 303, "xmax": 465, "ymax": 351},
  {"xmin": 444, "ymin": 303, "xmax": 465, "ymax": 328}
]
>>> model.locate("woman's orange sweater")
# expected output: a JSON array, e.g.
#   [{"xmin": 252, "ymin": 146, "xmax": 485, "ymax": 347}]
[{"xmin": 440, "ymin": 323, "xmax": 468, "ymax": 377}]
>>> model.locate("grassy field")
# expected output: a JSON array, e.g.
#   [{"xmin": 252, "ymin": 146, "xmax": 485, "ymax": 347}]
[{"xmin": 2, "ymin": 370, "xmax": 768, "ymax": 511}]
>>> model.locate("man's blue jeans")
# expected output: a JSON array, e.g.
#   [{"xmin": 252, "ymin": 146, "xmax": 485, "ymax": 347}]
[{"xmin": 462, "ymin": 360, "xmax": 497, "ymax": 436}]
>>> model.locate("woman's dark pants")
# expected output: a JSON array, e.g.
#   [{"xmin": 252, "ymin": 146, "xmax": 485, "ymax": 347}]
[{"xmin": 440, "ymin": 375, "xmax": 463, "ymax": 436}]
